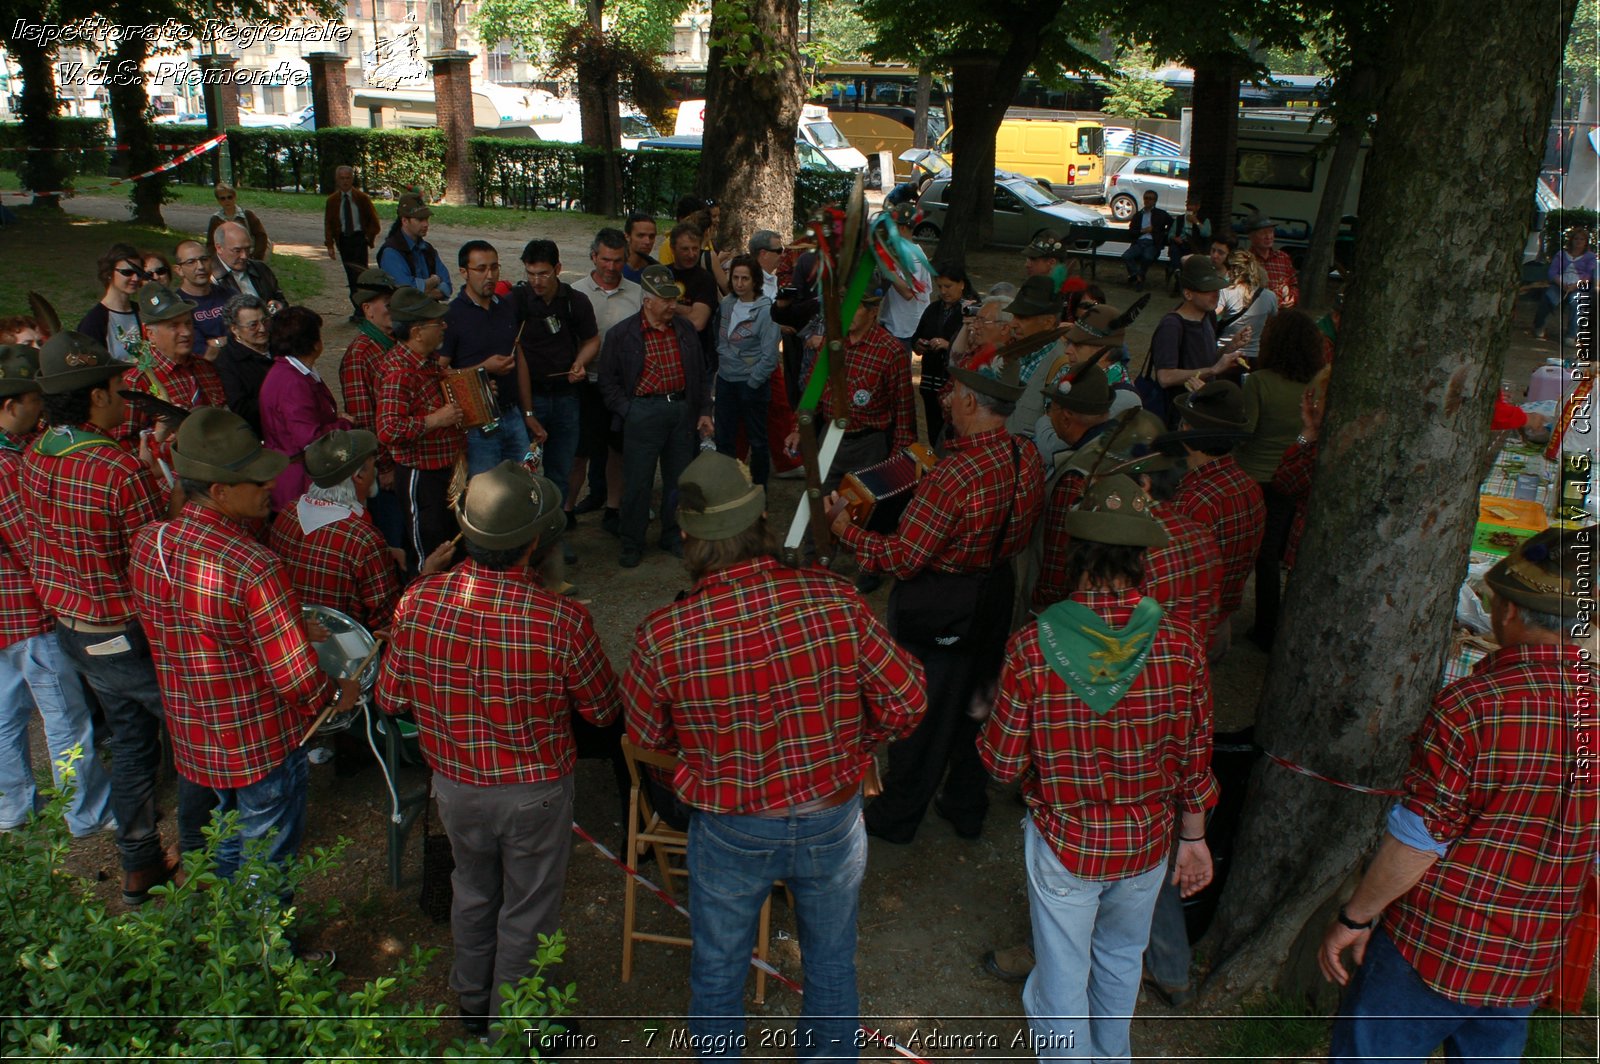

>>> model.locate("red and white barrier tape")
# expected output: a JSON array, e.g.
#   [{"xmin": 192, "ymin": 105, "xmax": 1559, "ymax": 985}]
[
  {"xmin": 2, "ymin": 133, "xmax": 226, "ymax": 198},
  {"xmin": 1262, "ymin": 749, "xmax": 1404, "ymax": 797},
  {"xmin": 569, "ymin": 821, "xmax": 930, "ymax": 1064},
  {"xmin": 4, "ymin": 143, "xmax": 212, "ymax": 152}
]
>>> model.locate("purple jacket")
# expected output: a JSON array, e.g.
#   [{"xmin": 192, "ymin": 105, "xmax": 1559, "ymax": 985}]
[{"xmin": 258, "ymin": 356, "xmax": 350, "ymax": 511}]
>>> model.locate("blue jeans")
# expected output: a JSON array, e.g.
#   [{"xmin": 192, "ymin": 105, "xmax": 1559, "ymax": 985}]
[
  {"xmin": 1330, "ymin": 928, "xmax": 1534, "ymax": 1064},
  {"xmin": 0, "ymin": 633, "xmax": 113, "ymax": 835},
  {"xmin": 1022, "ymin": 817, "xmax": 1165, "ymax": 1062},
  {"xmin": 1141, "ymin": 842, "xmax": 1191, "ymax": 988},
  {"xmin": 688, "ymin": 797, "xmax": 867, "ymax": 1061},
  {"xmin": 1122, "ymin": 241, "xmax": 1159, "ymax": 282},
  {"xmin": 714, "ymin": 376, "xmax": 772, "ymax": 486},
  {"xmin": 528, "ymin": 392, "xmax": 580, "ymax": 506},
  {"xmin": 464, "ymin": 402, "xmax": 534, "ymax": 478},
  {"xmin": 53, "ymin": 620, "xmax": 166, "ymax": 871},
  {"xmin": 210, "ymin": 748, "xmax": 309, "ymax": 881}
]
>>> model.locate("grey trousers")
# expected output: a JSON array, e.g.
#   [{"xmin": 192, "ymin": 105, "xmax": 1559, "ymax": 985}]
[
  {"xmin": 620, "ymin": 396, "xmax": 696, "ymax": 554},
  {"xmin": 434, "ymin": 773, "xmax": 576, "ymax": 1016}
]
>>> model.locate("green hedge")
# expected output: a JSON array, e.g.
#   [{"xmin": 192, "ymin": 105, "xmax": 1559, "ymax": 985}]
[
  {"xmin": 1542, "ymin": 208, "xmax": 1600, "ymax": 260},
  {"xmin": 312, "ymin": 127, "xmax": 446, "ymax": 199},
  {"xmin": 0, "ymin": 116, "xmax": 112, "ymax": 180}
]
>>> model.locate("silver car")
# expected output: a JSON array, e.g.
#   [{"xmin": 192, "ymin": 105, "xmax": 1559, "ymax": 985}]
[
  {"xmin": 913, "ymin": 175, "xmax": 1108, "ymax": 248},
  {"xmin": 1107, "ymin": 155, "xmax": 1191, "ymax": 221}
]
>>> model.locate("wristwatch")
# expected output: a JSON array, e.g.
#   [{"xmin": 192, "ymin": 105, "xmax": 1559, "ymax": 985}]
[{"xmin": 1336, "ymin": 906, "xmax": 1375, "ymax": 931}]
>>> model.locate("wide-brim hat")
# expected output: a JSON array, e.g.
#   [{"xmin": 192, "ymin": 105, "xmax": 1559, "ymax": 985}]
[
  {"xmin": 0, "ymin": 344, "xmax": 42, "ymax": 397},
  {"xmin": 1065, "ymin": 409, "xmax": 1174, "ymax": 475},
  {"xmin": 1239, "ymin": 211, "xmax": 1276, "ymax": 233},
  {"xmin": 1175, "ymin": 380, "xmax": 1248, "ymax": 431},
  {"xmin": 351, "ymin": 268, "xmax": 397, "ymax": 305},
  {"xmin": 138, "ymin": 282, "xmax": 195, "ymax": 325},
  {"xmin": 1485, "ymin": 525, "xmax": 1593, "ymax": 617},
  {"xmin": 305, "ymin": 428, "xmax": 378, "ymax": 488},
  {"xmin": 388, "ymin": 286, "xmax": 447, "ymax": 323},
  {"xmin": 37, "ymin": 331, "xmax": 123, "ymax": 394},
  {"xmin": 1061, "ymin": 474, "xmax": 1168, "ymax": 548},
  {"xmin": 1022, "ymin": 230, "xmax": 1066, "ymax": 260},
  {"xmin": 639, "ymin": 264, "xmax": 684, "ymax": 300},
  {"xmin": 1178, "ymin": 256, "xmax": 1229, "ymax": 292},
  {"xmin": 950, "ymin": 350, "xmax": 1026, "ymax": 403},
  {"xmin": 1040, "ymin": 357, "xmax": 1112, "ymax": 415},
  {"xmin": 857, "ymin": 282, "xmax": 888, "ymax": 306},
  {"xmin": 1065, "ymin": 303, "xmax": 1128, "ymax": 349},
  {"xmin": 397, "ymin": 192, "xmax": 432, "ymax": 219},
  {"xmin": 171, "ymin": 406, "xmax": 289, "ymax": 485},
  {"xmin": 678, "ymin": 450, "xmax": 765, "ymax": 541},
  {"xmin": 456, "ymin": 460, "xmax": 566, "ymax": 550},
  {"xmin": 1005, "ymin": 274, "xmax": 1062, "ymax": 319}
]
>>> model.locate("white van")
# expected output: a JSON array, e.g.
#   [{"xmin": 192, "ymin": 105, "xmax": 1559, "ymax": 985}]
[{"xmin": 674, "ymin": 100, "xmax": 867, "ymax": 172}]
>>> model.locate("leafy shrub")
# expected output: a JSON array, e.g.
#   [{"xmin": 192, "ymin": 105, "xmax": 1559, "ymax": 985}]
[
  {"xmin": 0, "ymin": 116, "xmax": 112, "ymax": 183},
  {"xmin": 1, "ymin": 751, "xmax": 575, "ymax": 1060},
  {"xmin": 318, "ymin": 127, "xmax": 447, "ymax": 200},
  {"xmin": 225, "ymin": 127, "xmax": 321, "ymax": 193},
  {"xmin": 1542, "ymin": 208, "xmax": 1600, "ymax": 261}
]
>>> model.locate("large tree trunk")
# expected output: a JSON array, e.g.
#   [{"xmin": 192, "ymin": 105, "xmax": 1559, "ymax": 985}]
[
  {"xmin": 1187, "ymin": 55, "xmax": 1240, "ymax": 243},
  {"xmin": 6, "ymin": 24, "xmax": 65, "ymax": 210},
  {"xmin": 912, "ymin": 68, "xmax": 932, "ymax": 149},
  {"xmin": 699, "ymin": 0, "xmax": 804, "ymax": 249},
  {"xmin": 1299, "ymin": 66, "xmax": 1379, "ymax": 311},
  {"xmin": 1202, "ymin": 0, "xmax": 1577, "ymax": 1005},
  {"xmin": 577, "ymin": 1, "xmax": 622, "ymax": 218},
  {"xmin": 107, "ymin": 33, "xmax": 164, "ymax": 226}
]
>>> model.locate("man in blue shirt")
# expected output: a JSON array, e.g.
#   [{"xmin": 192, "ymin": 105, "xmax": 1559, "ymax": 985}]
[
  {"xmin": 440, "ymin": 240, "xmax": 534, "ymax": 478},
  {"xmin": 378, "ymin": 193, "xmax": 451, "ymax": 298}
]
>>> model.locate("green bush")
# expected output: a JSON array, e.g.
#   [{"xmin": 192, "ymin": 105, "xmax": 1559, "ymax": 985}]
[
  {"xmin": 1, "ymin": 751, "xmax": 576, "ymax": 1060},
  {"xmin": 317, "ymin": 127, "xmax": 447, "ymax": 200},
  {"xmin": 0, "ymin": 116, "xmax": 112, "ymax": 183},
  {"xmin": 154, "ymin": 123, "xmax": 222, "ymax": 187},
  {"xmin": 223, "ymin": 127, "xmax": 321, "ymax": 193},
  {"xmin": 1542, "ymin": 208, "xmax": 1600, "ymax": 261}
]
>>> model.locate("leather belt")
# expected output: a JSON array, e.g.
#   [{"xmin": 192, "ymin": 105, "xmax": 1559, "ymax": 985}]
[
  {"xmin": 843, "ymin": 427, "xmax": 887, "ymax": 441},
  {"xmin": 750, "ymin": 780, "xmax": 860, "ymax": 818},
  {"xmin": 57, "ymin": 616, "xmax": 131, "ymax": 634},
  {"xmin": 639, "ymin": 390, "xmax": 688, "ymax": 402}
]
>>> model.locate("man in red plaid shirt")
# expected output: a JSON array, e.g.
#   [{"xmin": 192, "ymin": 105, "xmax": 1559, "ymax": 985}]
[
  {"xmin": 336, "ymin": 269, "xmax": 405, "ymax": 549},
  {"xmin": 1244, "ymin": 213, "xmax": 1299, "ymax": 309},
  {"xmin": 130, "ymin": 408, "xmax": 359, "ymax": 888},
  {"xmin": 378, "ymin": 460, "xmax": 619, "ymax": 1036},
  {"xmin": 377, "ymin": 286, "xmax": 468, "ymax": 573},
  {"xmin": 118, "ymin": 284, "xmax": 227, "ymax": 446},
  {"xmin": 625, "ymin": 451, "xmax": 926, "ymax": 1059},
  {"xmin": 1322, "ymin": 526, "xmax": 1599, "ymax": 1061},
  {"xmin": 980, "ymin": 474, "xmax": 1217, "ymax": 1061},
  {"xmin": 829, "ymin": 352, "xmax": 1044, "ymax": 844}
]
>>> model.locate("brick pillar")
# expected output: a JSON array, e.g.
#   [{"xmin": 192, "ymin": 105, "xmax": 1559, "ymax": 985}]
[
  {"xmin": 305, "ymin": 52, "xmax": 352, "ymax": 193},
  {"xmin": 427, "ymin": 50, "xmax": 475, "ymax": 205},
  {"xmin": 195, "ymin": 54, "xmax": 241, "ymax": 185}
]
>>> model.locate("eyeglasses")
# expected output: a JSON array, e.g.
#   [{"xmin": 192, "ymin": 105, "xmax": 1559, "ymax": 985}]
[
  {"xmin": 114, "ymin": 267, "xmax": 144, "ymax": 279},
  {"xmin": 149, "ymin": 267, "xmax": 170, "ymax": 277},
  {"xmin": 465, "ymin": 263, "xmax": 501, "ymax": 273},
  {"xmin": 238, "ymin": 318, "xmax": 268, "ymax": 331},
  {"xmin": 177, "ymin": 256, "xmax": 212, "ymax": 267}
]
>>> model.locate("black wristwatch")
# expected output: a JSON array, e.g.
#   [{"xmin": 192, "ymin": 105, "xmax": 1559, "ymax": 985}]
[{"xmin": 1337, "ymin": 906, "xmax": 1375, "ymax": 931}]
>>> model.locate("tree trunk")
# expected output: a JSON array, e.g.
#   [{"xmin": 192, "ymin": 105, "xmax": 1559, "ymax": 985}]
[
  {"xmin": 699, "ymin": 0, "xmax": 804, "ymax": 249},
  {"xmin": 107, "ymin": 33, "xmax": 164, "ymax": 226},
  {"xmin": 1202, "ymin": 0, "xmax": 1577, "ymax": 1005},
  {"xmin": 438, "ymin": 0, "xmax": 460, "ymax": 51},
  {"xmin": 1187, "ymin": 55, "xmax": 1239, "ymax": 244},
  {"xmin": 577, "ymin": 1, "xmax": 622, "ymax": 218},
  {"xmin": 913, "ymin": 68, "xmax": 932, "ymax": 149},
  {"xmin": 1299, "ymin": 65, "xmax": 1379, "ymax": 311},
  {"xmin": 6, "ymin": 27, "xmax": 64, "ymax": 209}
]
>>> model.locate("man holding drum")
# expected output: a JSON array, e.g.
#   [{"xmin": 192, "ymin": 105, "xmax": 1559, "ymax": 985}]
[{"xmin": 129, "ymin": 408, "xmax": 359, "ymax": 894}]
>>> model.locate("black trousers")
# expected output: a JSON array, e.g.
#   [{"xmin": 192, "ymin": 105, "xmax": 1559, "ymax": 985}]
[
  {"xmin": 337, "ymin": 232, "xmax": 370, "ymax": 309},
  {"xmin": 395, "ymin": 463, "xmax": 455, "ymax": 574},
  {"xmin": 1251, "ymin": 481, "xmax": 1299, "ymax": 641}
]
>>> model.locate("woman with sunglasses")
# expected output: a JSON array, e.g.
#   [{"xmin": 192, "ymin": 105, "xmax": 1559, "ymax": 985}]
[
  {"xmin": 205, "ymin": 183, "xmax": 271, "ymax": 262},
  {"xmin": 141, "ymin": 250, "xmax": 173, "ymax": 287},
  {"xmin": 76, "ymin": 242, "xmax": 145, "ymax": 362}
]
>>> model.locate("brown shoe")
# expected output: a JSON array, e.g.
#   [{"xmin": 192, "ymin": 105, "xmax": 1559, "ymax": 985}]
[
  {"xmin": 982, "ymin": 944, "xmax": 1035, "ymax": 983},
  {"xmin": 122, "ymin": 846, "xmax": 181, "ymax": 907}
]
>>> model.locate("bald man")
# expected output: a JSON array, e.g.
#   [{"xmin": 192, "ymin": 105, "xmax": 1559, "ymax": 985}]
[{"xmin": 212, "ymin": 221, "xmax": 287, "ymax": 312}]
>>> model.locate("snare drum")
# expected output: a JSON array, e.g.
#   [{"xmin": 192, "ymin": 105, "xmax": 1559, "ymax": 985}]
[
  {"xmin": 442, "ymin": 366, "xmax": 501, "ymax": 432},
  {"xmin": 838, "ymin": 442, "xmax": 937, "ymax": 532},
  {"xmin": 303, "ymin": 605, "xmax": 380, "ymax": 736}
]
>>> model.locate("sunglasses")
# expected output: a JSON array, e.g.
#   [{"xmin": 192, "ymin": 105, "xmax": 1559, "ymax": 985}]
[
  {"xmin": 114, "ymin": 267, "xmax": 145, "ymax": 279},
  {"xmin": 148, "ymin": 267, "xmax": 170, "ymax": 277}
]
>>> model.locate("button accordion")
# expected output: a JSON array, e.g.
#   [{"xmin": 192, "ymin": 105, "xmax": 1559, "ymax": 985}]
[
  {"xmin": 838, "ymin": 442, "xmax": 938, "ymax": 532},
  {"xmin": 442, "ymin": 367, "xmax": 500, "ymax": 431}
]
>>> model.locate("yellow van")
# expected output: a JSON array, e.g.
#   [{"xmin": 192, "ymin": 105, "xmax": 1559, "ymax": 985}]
[
  {"xmin": 826, "ymin": 105, "xmax": 949, "ymax": 187},
  {"xmin": 941, "ymin": 110, "xmax": 1105, "ymax": 200}
]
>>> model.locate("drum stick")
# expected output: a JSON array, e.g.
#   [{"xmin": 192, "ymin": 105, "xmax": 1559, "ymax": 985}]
[{"xmin": 298, "ymin": 638, "xmax": 387, "ymax": 748}]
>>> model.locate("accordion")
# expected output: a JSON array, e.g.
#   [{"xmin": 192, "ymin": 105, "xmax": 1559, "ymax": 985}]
[
  {"xmin": 839, "ymin": 442, "xmax": 938, "ymax": 533},
  {"xmin": 442, "ymin": 367, "xmax": 500, "ymax": 431}
]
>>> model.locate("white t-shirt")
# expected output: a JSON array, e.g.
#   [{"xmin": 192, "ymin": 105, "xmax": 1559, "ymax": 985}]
[
  {"xmin": 571, "ymin": 274, "xmax": 643, "ymax": 382},
  {"xmin": 879, "ymin": 260, "xmax": 931, "ymax": 340},
  {"xmin": 1216, "ymin": 285, "xmax": 1279, "ymax": 362}
]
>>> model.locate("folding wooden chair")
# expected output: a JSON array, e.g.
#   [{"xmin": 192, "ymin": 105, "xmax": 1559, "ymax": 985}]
[{"xmin": 619, "ymin": 739, "xmax": 778, "ymax": 1003}]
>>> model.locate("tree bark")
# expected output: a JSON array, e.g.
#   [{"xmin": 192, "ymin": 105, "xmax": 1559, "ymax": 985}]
[
  {"xmin": 1202, "ymin": 0, "xmax": 1577, "ymax": 1005},
  {"xmin": 1299, "ymin": 66, "xmax": 1378, "ymax": 311},
  {"xmin": 6, "ymin": 27, "xmax": 65, "ymax": 209},
  {"xmin": 699, "ymin": 0, "xmax": 804, "ymax": 249},
  {"xmin": 1187, "ymin": 55, "xmax": 1239, "ymax": 244},
  {"xmin": 913, "ymin": 68, "xmax": 932, "ymax": 149},
  {"xmin": 576, "ymin": 1, "xmax": 622, "ymax": 218},
  {"xmin": 107, "ymin": 33, "xmax": 165, "ymax": 226}
]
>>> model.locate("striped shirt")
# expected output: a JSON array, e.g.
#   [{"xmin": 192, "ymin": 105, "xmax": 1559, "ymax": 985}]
[
  {"xmin": 267, "ymin": 504, "xmax": 400, "ymax": 631},
  {"xmin": 376, "ymin": 560, "xmax": 621, "ymax": 786},
  {"xmin": 980, "ymin": 589, "xmax": 1218, "ymax": 881},
  {"xmin": 1171, "ymin": 455, "xmax": 1264, "ymax": 618},
  {"xmin": 0, "ymin": 432, "xmax": 51, "ymax": 649},
  {"xmin": 129, "ymin": 504, "xmax": 332, "ymax": 789},
  {"xmin": 1386, "ymin": 643, "xmax": 1598, "ymax": 1007},
  {"xmin": 623, "ymin": 557, "xmax": 926, "ymax": 814}
]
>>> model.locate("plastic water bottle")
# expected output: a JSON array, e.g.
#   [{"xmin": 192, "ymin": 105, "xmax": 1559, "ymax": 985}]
[{"xmin": 1527, "ymin": 358, "xmax": 1566, "ymax": 404}]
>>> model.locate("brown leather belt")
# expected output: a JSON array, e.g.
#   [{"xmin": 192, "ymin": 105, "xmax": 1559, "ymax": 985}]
[{"xmin": 750, "ymin": 780, "xmax": 861, "ymax": 818}]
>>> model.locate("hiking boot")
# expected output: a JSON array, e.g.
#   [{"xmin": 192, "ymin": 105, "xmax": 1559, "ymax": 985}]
[
  {"xmin": 122, "ymin": 846, "xmax": 181, "ymax": 907},
  {"xmin": 983, "ymin": 944, "xmax": 1035, "ymax": 983}
]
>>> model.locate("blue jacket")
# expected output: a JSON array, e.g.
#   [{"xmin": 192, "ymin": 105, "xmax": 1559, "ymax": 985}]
[{"xmin": 714, "ymin": 294, "xmax": 780, "ymax": 386}]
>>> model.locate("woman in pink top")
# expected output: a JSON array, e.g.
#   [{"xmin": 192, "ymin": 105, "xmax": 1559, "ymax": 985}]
[{"xmin": 258, "ymin": 306, "xmax": 350, "ymax": 511}]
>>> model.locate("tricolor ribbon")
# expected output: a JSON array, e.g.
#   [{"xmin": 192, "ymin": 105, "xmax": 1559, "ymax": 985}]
[{"xmin": 2, "ymin": 133, "xmax": 226, "ymax": 199}]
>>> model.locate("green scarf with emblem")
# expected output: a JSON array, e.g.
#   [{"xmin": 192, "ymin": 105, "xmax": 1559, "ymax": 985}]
[
  {"xmin": 33, "ymin": 425, "xmax": 120, "ymax": 458},
  {"xmin": 1035, "ymin": 596, "xmax": 1164, "ymax": 716},
  {"xmin": 357, "ymin": 319, "xmax": 397, "ymax": 351}
]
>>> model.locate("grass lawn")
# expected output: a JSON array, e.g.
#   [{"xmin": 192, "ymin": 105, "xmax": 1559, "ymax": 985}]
[{"xmin": 0, "ymin": 206, "xmax": 324, "ymax": 319}]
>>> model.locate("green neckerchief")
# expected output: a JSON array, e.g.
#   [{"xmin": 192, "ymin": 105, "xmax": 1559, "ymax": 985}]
[
  {"xmin": 33, "ymin": 424, "xmax": 120, "ymax": 458},
  {"xmin": 357, "ymin": 319, "xmax": 397, "ymax": 351},
  {"xmin": 0, "ymin": 428, "xmax": 20, "ymax": 453},
  {"xmin": 1036, "ymin": 596, "xmax": 1164, "ymax": 716}
]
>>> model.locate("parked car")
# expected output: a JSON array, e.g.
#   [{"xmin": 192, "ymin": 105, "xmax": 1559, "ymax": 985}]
[
  {"xmin": 913, "ymin": 175, "xmax": 1108, "ymax": 248},
  {"xmin": 1107, "ymin": 155, "xmax": 1190, "ymax": 220}
]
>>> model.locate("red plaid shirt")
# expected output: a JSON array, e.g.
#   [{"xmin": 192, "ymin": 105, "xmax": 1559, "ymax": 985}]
[
  {"xmin": 623, "ymin": 557, "xmax": 926, "ymax": 814},
  {"xmin": 636, "ymin": 320, "xmax": 688, "ymax": 395},
  {"xmin": 1272, "ymin": 439, "xmax": 1316, "ymax": 569},
  {"xmin": 20, "ymin": 425, "xmax": 165, "ymax": 624},
  {"xmin": 841, "ymin": 427, "xmax": 1045, "ymax": 579},
  {"xmin": 979, "ymin": 589, "xmax": 1219, "ymax": 880},
  {"xmin": 1143, "ymin": 506, "xmax": 1222, "ymax": 642},
  {"xmin": 1030, "ymin": 469, "xmax": 1090, "ymax": 610},
  {"xmin": 118, "ymin": 350, "xmax": 227, "ymax": 444},
  {"xmin": 1254, "ymin": 246, "xmax": 1299, "ymax": 309},
  {"xmin": 1172, "ymin": 456, "xmax": 1264, "ymax": 617},
  {"xmin": 1386, "ymin": 643, "xmax": 1599, "ymax": 1007},
  {"xmin": 339, "ymin": 327, "xmax": 397, "ymax": 466},
  {"xmin": 377, "ymin": 560, "xmax": 621, "ymax": 786},
  {"xmin": 0, "ymin": 434, "xmax": 51, "ymax": 649},
  {"xmin": 129, "ymin": 505, "xmax": 333, "ymax": 788},
  {"xmin": 267, "ymin": 504, "xmax": 400, "ymax": 631},
  {"xmin": 377, "ymin": 342, "xmax": 466, "ymax": 471},
  {"xmin": 813, "ymin": 324, "xmax": 917, "ymax": 450}
]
